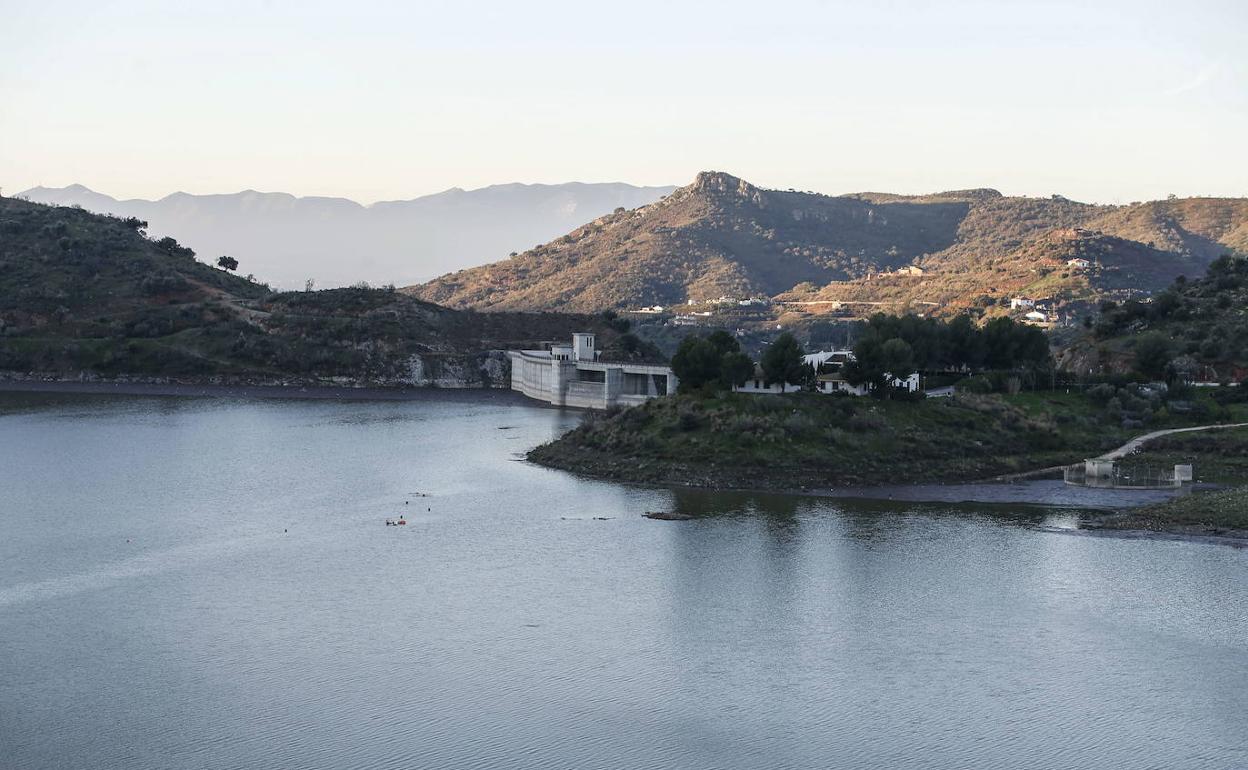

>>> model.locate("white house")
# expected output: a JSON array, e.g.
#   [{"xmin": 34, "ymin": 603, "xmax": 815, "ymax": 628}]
[
  {"xmin": 1024, "ymin": 310, "xmax": 1047, "ymax": 323},
  {"xmin": 814, "ymin": 371, "xmax": 920, "ymax": 396},
  {"xmin": 1066, "ymin": 258, "xmax": 1091, "ymax": 269},
  {"xmin": 736, "ymin": 364, "xmax": 802, "ymax": 394},
  {"xmin": 816, "ymin": 373, "xmax": 869, "ymax": 396},
  {"xmin": 1009, "ymin": 297, "xmax": 1036, "ymax": 310},
  {"xmin": 733, "ymin": 349, "xmax": 922, "ymax": 397}
]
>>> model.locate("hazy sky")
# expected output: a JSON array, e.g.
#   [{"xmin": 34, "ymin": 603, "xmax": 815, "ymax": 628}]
[{"xmin": 2, "ymin": 0, "xmax": 1245, "ymax": 204}]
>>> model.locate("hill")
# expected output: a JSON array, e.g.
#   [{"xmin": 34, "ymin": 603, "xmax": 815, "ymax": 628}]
[
  {"xmin": 17, "ymin": 181, "xmax": 675, "ymax": 290},
  {"xmin": 411, "ymin": 172, "xmax": 1248, "ymax": 318},
  {"xmin": 1059, "ymin": 254, "xmax": 1248, "ymax": 380},
  {"xmin": 0, "ymin": 197, "xmax": 646, "ymax": 385}
]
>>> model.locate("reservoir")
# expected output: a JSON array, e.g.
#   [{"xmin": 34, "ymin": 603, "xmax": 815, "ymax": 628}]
[{"xmin": 1, "ymin": 391, "xmax": 1245, "ymax": 769}]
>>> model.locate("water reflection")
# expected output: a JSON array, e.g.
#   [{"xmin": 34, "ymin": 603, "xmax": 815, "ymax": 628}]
[{"xmin": 1, "ymin": 392, "xmax": 1245, "ymax": 770}]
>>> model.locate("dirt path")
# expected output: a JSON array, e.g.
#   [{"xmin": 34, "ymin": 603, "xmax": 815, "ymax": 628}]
[
  {"xmin": 1095, "ymin": 422, "xmax": 1248, "ymax": 461},
  {"xmin": 984, "ymin": 421, "xmax": 1248, "ymax": 483}
]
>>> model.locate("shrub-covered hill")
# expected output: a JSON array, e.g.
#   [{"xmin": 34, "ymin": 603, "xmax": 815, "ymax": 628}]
[
  {"xmin": 0, "ymin": 197, "xmax": 645, "ymax": 384},
  {"xmin": 412, "ymin": 171, "xmax": 1247, "ymax": 317},
  {"xmin": 528, "ymin": 390, "xmax": 1245, "ymax": 491},
  {"xmin": 0, "ymin": 196, "xmax": 267, "ymax": 325},
  {"xmin": 1060, "ymin": 255, "xmax": 1248, "ymax": 380}
]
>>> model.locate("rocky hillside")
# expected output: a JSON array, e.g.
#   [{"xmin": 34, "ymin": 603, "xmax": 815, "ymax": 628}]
[
  {"xmin": 411, "ymin": 172, "xmax": 1248, "ymax": 317},
  {"xmin": 0, "ymin": 197, "xmax": 640, "ymax": 385}
]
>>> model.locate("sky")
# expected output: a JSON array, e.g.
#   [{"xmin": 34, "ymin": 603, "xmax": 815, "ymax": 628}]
[{"xmin": 1, "ymin": 0, "xmax": 1245, "ymax": 204}]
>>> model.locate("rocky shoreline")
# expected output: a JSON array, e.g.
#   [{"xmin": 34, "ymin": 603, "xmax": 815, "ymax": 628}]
[{"xmin": 0, "ymin": 375, "xmax": 531, "ymax": 404}]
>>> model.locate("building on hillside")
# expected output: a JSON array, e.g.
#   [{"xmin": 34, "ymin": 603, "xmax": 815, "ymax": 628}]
[
  {"xmin": 733, "ymin": 349, "xmax": 921, "ymax": 397},
  {"xmin": 1009, "ymin": 297, "xmax": 1036, "ymax": 310},
  {"xmin": 814, "ymin": 371, "xmax": 920, "ymax": 395},
  {"xmin": 816, "ymin": 373, "xmax": 870, "ymax": 396},
  {"xmin": 508, "ymin": 333, "xmax": 677, "ymax": 409},
  {"xmin": 804, "ymin": 349, "xmax": 854, "ymax": 371},
  {"xmin": 736, "ymin": 364, "xmax": 803, "ymax": 394},
  {"xmin": 1024, "ymin": 310, "xmax": 1047, "ymax": 324},
  {"xmin": 896, "ymin": 265, "xmax": 925, "ymax": 276},
  {"xmin": 1066, "ymin": 258, "xmax": 1091, "ymax": 269}
]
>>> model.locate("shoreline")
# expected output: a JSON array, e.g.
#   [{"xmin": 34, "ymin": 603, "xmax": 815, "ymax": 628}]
[
  {"xmin": 0, "ymin": 377, "xmax": 532, "ymax": 405},
  {"xmin": 527, "ymin": 450, "xmax": 1248, "ymax": 546},
  {"xmin": 1041, "ymin": 522, "xmax": 1248, "ymax": 548},
  {"xmin": 9, "ymin": 377, "xmax": 1244, "ymax": 547}
]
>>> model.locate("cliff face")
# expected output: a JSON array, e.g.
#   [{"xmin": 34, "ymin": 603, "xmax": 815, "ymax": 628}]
[{"xmin": 411, "ymin": 172, "xmax": 1248, "ymax": 316}]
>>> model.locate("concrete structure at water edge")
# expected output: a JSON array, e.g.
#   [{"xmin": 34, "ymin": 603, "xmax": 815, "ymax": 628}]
[{"xmin": 507, "ymin": 333, "xmax": 678, "ymax": 409}]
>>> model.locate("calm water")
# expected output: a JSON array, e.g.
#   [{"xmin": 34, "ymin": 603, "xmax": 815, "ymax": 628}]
[{"xmin": 1, "ymin": 391, "xmax": 1245, "ymax": 770}]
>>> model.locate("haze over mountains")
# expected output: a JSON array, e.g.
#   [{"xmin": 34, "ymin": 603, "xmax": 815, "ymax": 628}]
[
  {"xmin": 413, "ymin": 171, "xmax": 1248, "ymax": 316},
  {"xmin": 16, "ymin": 182, "xmax": 676, "ymax": 290}
]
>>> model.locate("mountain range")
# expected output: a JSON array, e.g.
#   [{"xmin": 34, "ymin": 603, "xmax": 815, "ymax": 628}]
[
  {"xmin": 15, "ymin": 182, "xmax": 675, "ymax": 290},
  {"xmin": 412, "ymin": 171, "xmax": 1248, "ymax": 317}
]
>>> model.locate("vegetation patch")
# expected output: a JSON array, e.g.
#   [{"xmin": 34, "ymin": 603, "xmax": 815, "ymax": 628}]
[
  {"xmin": 529, "ymin": 390, "xmax": 1248, "ymax": 491},
  {"xmin": 1093, "ymin": 485, "xmax": 1248, "ymax": 538}
]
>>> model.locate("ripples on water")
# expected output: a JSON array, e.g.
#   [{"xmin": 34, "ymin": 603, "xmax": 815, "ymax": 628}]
[{"xmin": 1, "ymin": 392, "xmax": 1245, "ymax": 770}]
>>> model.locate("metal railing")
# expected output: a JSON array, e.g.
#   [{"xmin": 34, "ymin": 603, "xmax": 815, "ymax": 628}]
[{"xmin": 1063, "ymin": 464, "xmax": 1183, "ymax": 489}]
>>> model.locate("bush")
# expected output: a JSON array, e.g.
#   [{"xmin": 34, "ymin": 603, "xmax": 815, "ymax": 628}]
[
  {"xmin": 955, "ymin": 375, "xmax": 994, "ymax": 394},
  {"xmin": 140, "ymin": 272, "xmax": 189, "ymax": 296},
  {"xmin": 1087, "ymin": 383, "xmax": 1117, "ymax": 404},
  {"xmin": 847, "ymin": 411, "xmax": 888, "ymax": 433},
  {"xmin": 677, "ymin": 407, "xmax": 701, "ymax": 432}
]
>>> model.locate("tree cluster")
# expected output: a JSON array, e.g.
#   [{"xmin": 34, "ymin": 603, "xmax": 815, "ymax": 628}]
[
  {"xmin": 850, "ymin": 313, "xmax": 1049, "ymax": 372},
  {"xmin": 670, "ymin": 330, "xmax": 754, "ymax": 392},
  {"xmin": 760, "ymin": 332, "xmax": 813, "ymax": 388}
]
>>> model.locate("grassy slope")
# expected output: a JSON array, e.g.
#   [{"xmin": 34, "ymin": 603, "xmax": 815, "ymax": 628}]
[{"xmin": 529, "ymin": 391, "xmax": 1248, "ymax": 490}]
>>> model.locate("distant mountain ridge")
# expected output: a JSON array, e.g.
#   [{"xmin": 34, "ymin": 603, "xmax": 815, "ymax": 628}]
[
  {"xmin": 16, "ymin": 181, "xmax": 676, "ymax": 289},
  {"xmin": 411, "ymin": 171, "xmax": 1248, "ymax": 316}
]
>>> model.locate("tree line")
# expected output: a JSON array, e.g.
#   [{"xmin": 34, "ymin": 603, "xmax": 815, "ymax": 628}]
[{"xmin": 671, "ymin": 313, "xmax": 1052, "ymax": 397}]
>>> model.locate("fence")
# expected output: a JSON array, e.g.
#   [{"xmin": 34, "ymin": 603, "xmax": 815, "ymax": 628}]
[{"xmin": 1063, "ymin": 462, "xmax": 1185, "ymax": 489}]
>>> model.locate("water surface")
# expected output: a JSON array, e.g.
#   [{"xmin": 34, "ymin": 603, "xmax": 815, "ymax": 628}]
[{"xmin": 1, "ymin": 392, "xmax": 1245, "ymax": 769}]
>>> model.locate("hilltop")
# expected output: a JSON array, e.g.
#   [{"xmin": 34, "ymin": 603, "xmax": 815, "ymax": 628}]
[
  {"xmin": 17, "ymin": 181, "xmax": 675, "ymax": 289},
  {"xmin": 0, "ymin": 197, "xmax": 643, "ymax": 385},
  {"xmin": 411, "ymin": 172, "xmax": 1248, "ymax": 318}
]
